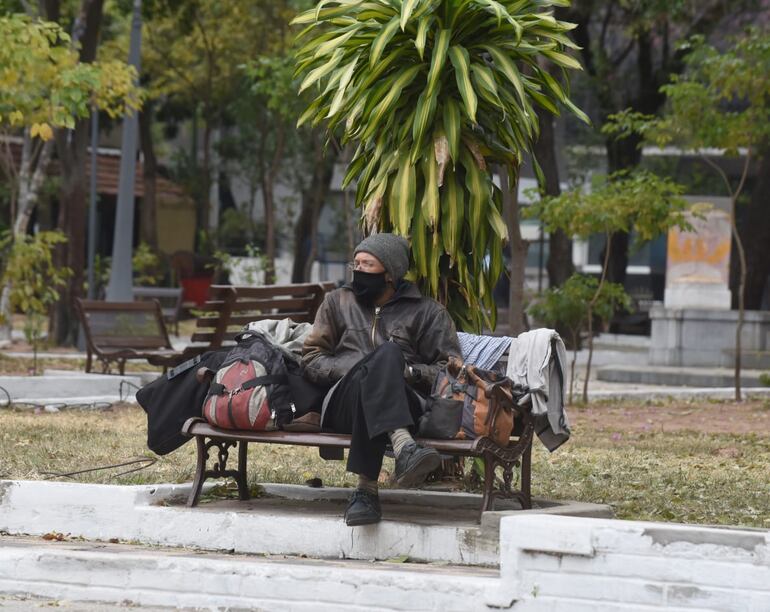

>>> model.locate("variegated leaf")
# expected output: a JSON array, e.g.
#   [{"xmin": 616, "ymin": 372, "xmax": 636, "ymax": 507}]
[{"xmin": 448, "ymin": 45, "xmax": 477, "ymax": 122}]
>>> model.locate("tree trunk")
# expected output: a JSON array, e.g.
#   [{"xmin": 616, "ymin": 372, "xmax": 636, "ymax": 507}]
[
  {"xmin": 501, "ymin": 166, "xmax": 528, "ymax": 336},
  {"xmin": 201, "ymin": 120, "xmax": 212, "ymax": 237},
  {"xmin": 138, "ymin": 102, "xmax": 158, "ymax": 250},
  {"xmin": 603, "ymin": 136, "xmax": 641, "ymax": 288},
  {"xmin": 532, "ymin": 104, "xmax": 574, "ymax": 289},
  {"xmin": 262, "ymin": 123, "xmax": 286, "ymax": 285},
  {"xmin": 291, "ymin": 134, "xmax": 337, "ymax": 283},
  {"xmin": 0, "ymin": 134, "xmax": 55, "ymax": 341},
  {"xmin": 742, "ymin": 152, "xmax": 770, "ymax": 309},
  {"xmin": 47, "ymin": 0, "xmax": 105, "ymax": 346}
]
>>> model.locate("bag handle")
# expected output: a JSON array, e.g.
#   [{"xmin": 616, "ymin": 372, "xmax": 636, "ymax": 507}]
[{"xmin": 209, "ymin": 374, "xmax": 289, "ymax": 397}]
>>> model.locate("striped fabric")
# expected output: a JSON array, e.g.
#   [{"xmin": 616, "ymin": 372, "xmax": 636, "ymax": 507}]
[{"xmin": 457, "ymin": 332, "xmax": 513, "ymax": 370}]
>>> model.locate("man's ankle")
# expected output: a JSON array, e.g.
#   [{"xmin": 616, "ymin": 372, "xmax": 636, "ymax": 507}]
[
  {"xmin": 357, "ymin": 473, "xmax": 378, "ymax": 495},
  {"xmin": 388, "ymin": 428, "xmax": 414, "ymax": 457}
]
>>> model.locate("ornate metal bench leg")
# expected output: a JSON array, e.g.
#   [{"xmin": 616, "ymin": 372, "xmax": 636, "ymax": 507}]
[
  {"xmin": 187, "ymin": 435, "xmax": 207, "ymax": 507},
  {"xmin": 520, "ymin": 439, "xmax": 532, "ymax": 509},
  {"xmin": 237, "ymin": 441, "xmax": 249, "ymax": 501},
  {"xmin": 480, "ymin": 453, "xmax": 497, "ymax": 517}
]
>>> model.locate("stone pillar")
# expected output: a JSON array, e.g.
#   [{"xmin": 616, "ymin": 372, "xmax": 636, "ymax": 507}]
[{"xmin": 663, "ymin": 207, "xmax": 731, "ymax": 310}]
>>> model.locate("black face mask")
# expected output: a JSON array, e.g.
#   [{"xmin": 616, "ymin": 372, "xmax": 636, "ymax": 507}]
[{"xmin": 350, "ymin": 270, "xmax": 388, "ymax": 305}]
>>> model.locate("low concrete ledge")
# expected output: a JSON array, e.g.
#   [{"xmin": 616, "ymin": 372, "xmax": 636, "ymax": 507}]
[
  {"xmin": 2, "ymin": 513, "xmax": 768, "ymax": 611},
  {"xmin": 0, "ymin": 536, "xmax": 496, "ymax": 612},
  {"xmin": 0, "ymin": 480, "xmax": 611, "ymax": 567},
  {"xmin": 0, "ymin": 373, "xmax": 142, "ymax": 405},
  {"xmin": 597, "ymin": 364, "xmax": 766, "ymax": 388},
  {"xmin": 489, "ymin": 514, "xmax": 770, "ymax": 611}
]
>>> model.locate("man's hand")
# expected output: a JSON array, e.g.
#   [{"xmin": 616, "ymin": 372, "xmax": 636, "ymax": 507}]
[{"xmin": 404, "ymin": 364, "xmax": 421, "ymax": 383}]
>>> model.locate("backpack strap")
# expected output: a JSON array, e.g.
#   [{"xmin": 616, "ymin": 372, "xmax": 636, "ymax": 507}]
[
  {"xmin": 166, "ymin": 354, "xmax": 203, "ymax": 380},
  {"xmin": 209, "ymin": 374, "xmax": 289, "ymax": 397}
]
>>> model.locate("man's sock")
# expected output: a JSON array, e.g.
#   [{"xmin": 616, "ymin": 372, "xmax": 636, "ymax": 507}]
[
  {"xmin": 388, "ymin": 428, "xmax": 414, "ymax": 458},
  {"xmin": 357, "ymin": 474, "xmax": 378, "ymax": 495}
]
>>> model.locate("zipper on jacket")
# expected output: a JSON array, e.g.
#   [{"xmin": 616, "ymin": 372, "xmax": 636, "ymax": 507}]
[{"xmin": 371, "ymin": 306, "xmax": 381, "ymax": 347}]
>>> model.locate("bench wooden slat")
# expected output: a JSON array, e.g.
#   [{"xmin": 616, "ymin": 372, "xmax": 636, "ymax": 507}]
[
  {"xmin": 91, "ymin": 337, "xmax": 171, "ymax": 348},
  {"xmin": 215, "ymin": 283, "xmax": 326, "ymax": 297},
  {"xmin": 183, "ymin": 419, "xmax": 487, "ymax": 454}
]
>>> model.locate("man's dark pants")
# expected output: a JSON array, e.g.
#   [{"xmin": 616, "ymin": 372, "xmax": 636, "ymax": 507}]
[{"xmin": 325, "ymin": 342, "xmax": 423, "ymax": 481}]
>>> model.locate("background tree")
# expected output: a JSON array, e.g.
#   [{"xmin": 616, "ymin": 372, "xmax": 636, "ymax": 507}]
[
  {"xmin": 528, "ymin": 170, "xmax": 692, "ymax": 401},
  {"xmin": 0, "ymin": 12, "xmax": 139, "ymax": 342},
  {"xmin": 530, "ymin": 273, "xmax": 630, "ymax": 403},
  {"xmin": 606, "ymin": 29, "xmax": 770, "ymax": 401},
  {"xmin": 293, "ymin": 0, "xmax": 588, "ymax": 330},
  {"xmin": 0, "ymin": 230, "xmax": 71, "ymax": 374},
  {"xmin": 142, "ymin": 0, "xmax": 298, "ymax": 244},
  {"xmin": 556, "ymin": 0, "xmax": 763, "ymax": 289}
]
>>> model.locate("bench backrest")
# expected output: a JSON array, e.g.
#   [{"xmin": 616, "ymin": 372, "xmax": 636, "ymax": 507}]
[
  {"xmin": 189, "ymin": 283, "xmax": 330, "ymax": 349},
  {"xmin": 75, "ymin": 298, "xmax": 173, "ymax": 350},
  {"xmin": 132, "ymin": 286, "xmax": 183, "ymax": 319}
]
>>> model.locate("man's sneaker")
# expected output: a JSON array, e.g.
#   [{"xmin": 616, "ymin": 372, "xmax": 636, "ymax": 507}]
[
  {"xmin": 344, "ymin": 489, "xmax": 382, "ymax": 526},
  {"xmin": 394, "ymin": 441, "xmax": 441, "ymax": 488}
]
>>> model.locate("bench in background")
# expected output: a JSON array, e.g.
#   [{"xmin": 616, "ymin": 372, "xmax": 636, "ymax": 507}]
[
  {"xmin": 75, "ymin": 298, "xmax": 180, "ymax": 374},
  {"xmin": 183, "ymin": 282, "xmax": 330, "ymax": 354},
  {"xmin": 133, "ymin": 286, "xmax": 184, "ymax": 336},
  {"xmin": 77, "ymin": 282, "xmax": 334, "ymax": 374}
]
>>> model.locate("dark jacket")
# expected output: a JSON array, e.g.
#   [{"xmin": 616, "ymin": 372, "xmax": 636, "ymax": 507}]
[{"xmin": 301, "ymin": 282, "xmax": 461, "ymax": 394}]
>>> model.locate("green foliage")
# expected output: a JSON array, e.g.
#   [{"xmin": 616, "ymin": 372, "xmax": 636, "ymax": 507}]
[
  {"xmin": 89, "ymin": 244, "xmax": 164, "ymax": 297},
  {"xmin": 526, "ymin": 170, "xmax": 693, "ymax": 243},
  {"xmin": 604, "ymin": 29, "xmax": 770, "ymax": 156},
  {"xmin": 0, "ymin": 231, "xmax": 72, "ymax": 372},
  {"xmin": 0, "ymin": 13, "xmax": 141, "ymax": 137},
  {"xmin": 215, "ymin": 244, "xmax": 269, "ymax": 286},
  {"xmin": 131, "ymin": 243, "xmax": 164, "ymax": 286},
  {"xmin": 0, "ymin": 230, "xmax": 71, "ymax": 319},
  {"xmin": 242, "ymin": 54, "xmax": 303, "ymax": 120},
  {"xmin": 293, "ymin": 0, "xmax": 588, "ymax": 331},
  {"xmin": 760, "ymin": 373, "xmax": 770, "ymax": 387},
  {"xmin": 530, "ymin": 273, "xmax": 631, "ymax": 341},
  {"xmin": 530, "ymin": 273, "xmax": 631, "ymax": 403}
]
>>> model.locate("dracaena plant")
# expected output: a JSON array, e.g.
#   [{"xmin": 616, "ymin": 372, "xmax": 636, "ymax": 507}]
[{"xmin": 292, "ymin": 0, "xmax": 588, "ymax": 330}]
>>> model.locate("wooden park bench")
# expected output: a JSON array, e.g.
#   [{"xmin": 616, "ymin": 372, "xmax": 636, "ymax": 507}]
[
  {"xmin": 181, "ymin": 414, "xmax": 535, "ymax": 518},
  {"xmin": 76, "ymin": 283, "xmax": 332, "ymax": 374},
  {"xmin": 75, "ymin": 298, "xmax": 180, "ymax": 375},
  {"xmin": 133, "ymin": 286, "xmax": 184, "ymax": 336}
]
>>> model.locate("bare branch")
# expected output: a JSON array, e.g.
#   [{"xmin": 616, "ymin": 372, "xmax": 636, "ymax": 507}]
[
  {"xmin": 611, "ymin": 39, "xmax": 635, "ymax": 68},
  {"xmin": 700, "ymin": 154, "xmax": 734, "ymax": 198},
  {"xmin": 599, "ymin": 2, "xmax": 614, "ymax": 52}
]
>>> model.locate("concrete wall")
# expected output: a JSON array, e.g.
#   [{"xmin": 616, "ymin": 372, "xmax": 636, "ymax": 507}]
[
  {"xmin": 1, "ymin": 481, "xmax": 769, "ymax": 610},
  {"xmin": 650, "ymin": 305, "xmax": 770, "ymax": 368},
  {"xmin": 491, "ymin": 515, "xmax": 770, "ymax": 611}
]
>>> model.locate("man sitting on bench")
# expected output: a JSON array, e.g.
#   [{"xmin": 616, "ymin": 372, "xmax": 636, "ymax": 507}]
[{"xmin": 302, "ymin": 233, "xmax": 462, "ymax": 526}]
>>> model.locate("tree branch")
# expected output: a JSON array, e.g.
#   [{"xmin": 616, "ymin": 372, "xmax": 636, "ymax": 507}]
[
  {"xmin": 611, "ymin": 38, "xmax": 635, "ymax": 68},
  {"xmin": 701, "ymin": 154, "xmax": 735, "ymax": 199},
  {"xmin": 599, "ymin": 2, "xmax": 614, "ymax": 52}
]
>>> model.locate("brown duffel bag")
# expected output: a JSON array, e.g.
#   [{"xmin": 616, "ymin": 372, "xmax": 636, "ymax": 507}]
[{"xmin": 418, "ymin": 357, "xmax": 518, "ymax": 447}]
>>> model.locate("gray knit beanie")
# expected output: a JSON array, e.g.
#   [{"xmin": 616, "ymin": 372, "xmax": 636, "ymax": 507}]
[{"xmin": 354, "ymin": 233, "xmax": 410, "ymax": 281}]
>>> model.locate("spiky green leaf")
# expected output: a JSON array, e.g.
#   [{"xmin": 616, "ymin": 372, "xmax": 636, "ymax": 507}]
[{"xmin": 448, "ymin": 45, "xmax": 477, "ymax": 122}]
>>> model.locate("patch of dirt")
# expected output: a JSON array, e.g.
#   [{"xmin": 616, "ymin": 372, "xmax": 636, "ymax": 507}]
[{"xmin": 570, "ymin": 400, "xmax": 770, "ymax": 436}]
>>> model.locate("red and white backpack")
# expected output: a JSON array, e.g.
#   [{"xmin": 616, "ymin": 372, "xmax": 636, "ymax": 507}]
[{"xmin": 202, "ymin": 335, "xmax": 294, "ymax": 431}]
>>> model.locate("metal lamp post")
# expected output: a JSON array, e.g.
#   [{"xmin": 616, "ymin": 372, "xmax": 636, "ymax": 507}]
[{"xmin": 105, "ymin": 0, "xmax": 142, "ymax": 301}]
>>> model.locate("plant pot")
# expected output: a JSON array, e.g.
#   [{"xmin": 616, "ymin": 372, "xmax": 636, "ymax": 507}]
[{"xmin": 180, "ymin": 276, "xmax": 213, "ymax": 306}]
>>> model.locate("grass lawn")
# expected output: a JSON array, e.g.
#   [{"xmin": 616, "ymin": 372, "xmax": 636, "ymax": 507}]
[{"xmin": 1, "ymin": 399, "xmax": 769, "ymax": 529}]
